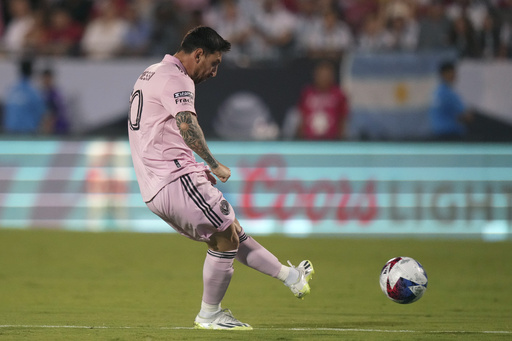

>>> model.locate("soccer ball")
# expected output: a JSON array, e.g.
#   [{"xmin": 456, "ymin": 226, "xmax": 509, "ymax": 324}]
[{"xmin": 379, "ymin": 257, "xmax": 428, "ymax": 304}]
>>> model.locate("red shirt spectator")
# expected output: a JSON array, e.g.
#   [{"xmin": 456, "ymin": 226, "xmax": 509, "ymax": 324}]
[
  {"xmin": 45, "ymin": 8, "xmax": 83, "ymax": 56},
  {"xmin": 298, "ymin": 61, "xmax": 349, "ymax": 140}
]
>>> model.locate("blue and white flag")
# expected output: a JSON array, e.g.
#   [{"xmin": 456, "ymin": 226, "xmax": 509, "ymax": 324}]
[{"xmin": 345, "ymin": 51, "xmax": 456, "ymax": 140}]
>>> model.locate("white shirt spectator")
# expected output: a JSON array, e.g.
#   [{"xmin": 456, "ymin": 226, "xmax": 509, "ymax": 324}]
[
  {"xmin": 3, "ymin": 15, "xmax": 34, "ymax": 55},
  {"xmin": 303, "ymin": 12, "xmax": 353, "ymax": 59},
  {"xmin": 247, "ymin": 0, "xmax": 297, "ymax": 62},
  {"xmin": 2, "ymin": 0, "xmax": 34, "ymax": 56},
  {"xmin": 81, "ymin": 2, "xmax": 128, "ymax": 59},
  {"xmin": 204, "ymin": 0, "xmax": 252, "ymax": 65},
  {"xmin": 358, "ymin": 15, "xmax": 394, "ymax": 52},
  {"xmin": 388, "ymin": 16, "xmax": 419, "ymax": 51},
  {"xmin": 446, "ymin": 0, "xmax": 489, "ymax": 31},
  {"xmin": 294, "ymin": 0, "xmax": 322, "ymax": 57}
]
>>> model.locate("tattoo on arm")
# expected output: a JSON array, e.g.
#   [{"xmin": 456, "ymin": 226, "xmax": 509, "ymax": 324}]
[{"xmin": 175, "ymin": 111, "xmax": 218, "ymax": 168}]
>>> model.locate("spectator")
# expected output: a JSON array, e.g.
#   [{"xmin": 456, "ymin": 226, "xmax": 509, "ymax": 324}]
[
  {"xmin": 500, "ymin": 20, "xmax": 512, "ymax": 58},
  {"xmin": 2, "ymin": 59, "xmax": 46, "ymax": 134},
  {"xmin": 119, "ymin": 3, "xmax": 151, "ymax": 57},
  {"xmin": 81, "ymin": 0, "xmax": 128, "ymax": 59},
  {"xmin": 2, "ymin": 0, "xmax": 35, "ymax": 56},
  {"xmin": 88, "ymin": 0, "xmax": 128, "ymax": 18},
  {"xmin": 173, "ymin": 0, "xmax": 211, "ymax": 13},
  {"xmin": 476, "ymin": 11, "xmax": 503, "ymax": 58},
  {"xmin": 385, "ymin": 3, "xmax": 419, "ymax": 52},
  {"xmin": 282, "ymin": 0, "xmax": 299, "ymax": 12},
  {"xmin": 237, "ymin": 0, "xmax": 261, "ymax": 16},
  {"xmin": 61, "ymin": 0, "xmax": 93, "ymax": 26},
  {"xmin": 294, "ymin": 0, "xmax": 321, "ymax": 57},
  {"xmin": 130, "ymin": 0, "xmax": 154, "ymax": 22},
  {"xmin": 446, "ymin": 0, "xmax": 488, "ymax": 32},
  {"xmin": 247, "ymin": 0, "xmax": 297, "ymax": 63},
  {"xmin": 297, "ymin": 61, "xmax": 349, "ymax": 140},
  {"xmin": 44, "ymin": 6, "xmax": 83, "ymax": 56},
  {"xmin": 180, "ymin": 9, "xmax": 205, "ymax": 38},
  {"xmin": 417, "ymin": 2, "xmax": 452, "ymax": 51},
  {"xmin": 39, "ymin": 68, "xmax": 69, "ymax": 135},
  {"xmin": 339, "ymin": 0, "xmax": 379, "ymax": 35},
  {"xmin": 23, "ymin": 7, "xmax": 48, "ymax": 55},
  {"xmin": 316, "ymin": 0, "xmax": 340, "ymax": 14},
  {"xmin": 429, "ymin": 61, "xmax": 473, "ymax": 140},
  {"xmin": 449, "ymin": 13, "xmax": 479, "ymax": 58},
  {"xmin": 357, "ymin": 13, "xmax": 393, "ymax": 52},
  {"xmin": 302, "ymin": 11, "xmax": 353, "ymax": 60},
  {"xmin": 0, "ymin": 2, "xmax": 4, "ymax": 37},
  {"xmin": 149, "ymin": 2, "xmax": 182, "ymax": 57},
  {"xmin": 205, "ymin": 0, "xmax": 252, "ymax": 66}
]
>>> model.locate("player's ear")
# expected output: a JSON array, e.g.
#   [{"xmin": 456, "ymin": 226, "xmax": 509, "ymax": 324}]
[{"xmin": 194, "ymin": 49, "xmax": 204, "ymax": 64}]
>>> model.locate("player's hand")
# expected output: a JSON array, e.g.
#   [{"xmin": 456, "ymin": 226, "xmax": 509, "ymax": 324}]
[
  {"xmin": 211, "ymin": 163, "xmax": 231, "ymax": 183},
  {"xmin": 205, "ymin": 170, "xmax": 217, "ymax": 185}
]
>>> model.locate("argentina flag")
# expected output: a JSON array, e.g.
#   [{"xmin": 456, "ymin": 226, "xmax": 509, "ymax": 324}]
[{"xmin": 345, "ymin": 51, "xmax": 456, "ymax": 140}]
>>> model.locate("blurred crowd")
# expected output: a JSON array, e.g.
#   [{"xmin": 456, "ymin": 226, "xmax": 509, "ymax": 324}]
[
  {"xmin": 1, "ymin": 0, "xmax": 512, "ymax": 65},
  {"xmin": 1, "ymin": 0, "xmax": 511, "ymax": 140}
]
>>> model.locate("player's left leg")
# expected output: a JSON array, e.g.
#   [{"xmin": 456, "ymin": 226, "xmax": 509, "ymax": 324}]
[{"xmin": 233, "ymin": 219, "xmax": 315, "ymax": 299}]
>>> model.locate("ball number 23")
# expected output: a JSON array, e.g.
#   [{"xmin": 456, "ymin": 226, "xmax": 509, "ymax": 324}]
[{"xmin": 129, "ymin": 89, "xmax": 143, "ymax": 131}]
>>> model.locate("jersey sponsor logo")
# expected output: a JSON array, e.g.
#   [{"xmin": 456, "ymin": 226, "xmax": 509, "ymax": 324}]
[
  {"xmin": 174, "ymin": 91, "xmax": 194, "ymax": 105},
  {"xmin": 139, "ymin": 71, "xmax": 155, "ymax": 81},
  {"xmin": 175, "ymin": 98, "xmax": 193, "ymax": 105},
  {"xmin": 174, "ymin": 91, "xmax": 194, "ymax": 99},
  {"xmin": 220, "ymin": 199, "xmax": 230, "ymax": 215}
]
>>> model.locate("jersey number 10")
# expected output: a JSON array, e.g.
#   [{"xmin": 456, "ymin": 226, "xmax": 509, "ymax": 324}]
[{"xmin": 129, "ymin": 89, "xmax": 143, "ymax": 131}]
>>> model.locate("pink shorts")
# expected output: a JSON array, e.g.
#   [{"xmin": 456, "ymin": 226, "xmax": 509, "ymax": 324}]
[{"xmin": 146, "ymin": 171, "xmax": 235, "ymax": 242}]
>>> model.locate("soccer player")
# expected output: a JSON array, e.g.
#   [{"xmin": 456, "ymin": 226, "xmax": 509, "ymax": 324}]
[{"xmin": 128, "ymin": 26, "xmax": 315, "ymax": 330}]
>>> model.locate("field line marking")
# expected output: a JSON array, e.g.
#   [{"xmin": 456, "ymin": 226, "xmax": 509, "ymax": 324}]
[
  {"xmin": 0, "ymin": 325, "xmax": 510, "ymax": 334},
  {"xmin": 0, "ymin": 325, "xmax": 132, "ymax": 329}
]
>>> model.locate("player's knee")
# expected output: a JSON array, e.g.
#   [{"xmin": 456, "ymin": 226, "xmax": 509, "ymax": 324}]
[
  {"xmin": 225, "ymin": 222, "xmax": 240, "ymax": 249},
  {"xmin": 208, "ymin": 222, "xmax": 239, "ymax": 251},
  {"xmin": 233, "ymin": 219, "xmax": 243, "ymax": 235}
]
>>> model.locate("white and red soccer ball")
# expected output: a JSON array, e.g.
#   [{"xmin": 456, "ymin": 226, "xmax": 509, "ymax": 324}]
[{"xmin": 379, "ymin": 257, "xmax": 428, "ymax": 304}]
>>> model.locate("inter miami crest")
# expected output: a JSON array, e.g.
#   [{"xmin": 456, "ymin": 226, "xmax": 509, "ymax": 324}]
[{"xmin": 220, "ymin": 200, "xmax": 230, "ymax": 215}]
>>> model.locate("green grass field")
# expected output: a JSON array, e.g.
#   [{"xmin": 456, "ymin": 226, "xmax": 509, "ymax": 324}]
[{"xmin": 0, "ymin": 229, "xmax": 511, "ymax": 340}]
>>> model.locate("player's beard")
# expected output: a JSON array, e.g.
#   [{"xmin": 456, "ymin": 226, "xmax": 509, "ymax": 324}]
[
  {"xmin": 192, "ymin": 67, "xmax": 214, "ymax": 84},
  {"xmin": 193, "ymin": 73, "xmax": 210, "ymax": 85}
]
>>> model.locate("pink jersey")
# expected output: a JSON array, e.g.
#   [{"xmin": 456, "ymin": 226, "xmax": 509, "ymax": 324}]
[{"xmin": 129, "ymin": 54, "xmax": 208, "ymax": 202}]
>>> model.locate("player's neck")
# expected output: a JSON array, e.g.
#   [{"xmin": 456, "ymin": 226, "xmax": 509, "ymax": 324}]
[{"xmin": 174, "ymin": 52, "xmax": 193, "ymax": 76}]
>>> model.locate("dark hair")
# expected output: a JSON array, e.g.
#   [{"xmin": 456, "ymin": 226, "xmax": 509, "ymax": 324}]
[
  {"xmin": 177, "ymin": 26, "xmax": 231, "ymax": 55},
  {"xmin": 19, "ymin": 59, "xmax": 33, "ymax": 78},
  {"xmin": 439, "ymin": 61, "xmax": 455, "ymax": 74},
  {"xmin": 42, "ymin": 68, "xmax": 54, "ymax": 77}
]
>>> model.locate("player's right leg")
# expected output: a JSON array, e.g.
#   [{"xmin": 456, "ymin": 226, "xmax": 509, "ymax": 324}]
[
  {"xmin": 146, "ymin": 173, "xmax": 252, "ymax": 330},
  {"xmin": 233, "ymin": 219, "xmax": 315, "ymax": 299},
  {"xmin": 194, "ymin": 223, "xmax": 252, "ymax": 330},
  {"xmin": 283, "ymin": 260, "xmax": 315, "ymax": 299}
]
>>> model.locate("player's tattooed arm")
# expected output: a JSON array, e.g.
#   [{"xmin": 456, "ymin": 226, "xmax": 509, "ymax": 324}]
[{"xmin": 175, "ymin": 111, "xmax": 219, "ymax": 169}]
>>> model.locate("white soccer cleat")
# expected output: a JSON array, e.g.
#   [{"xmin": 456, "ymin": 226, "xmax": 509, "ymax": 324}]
[
  {"xmin": 193, "ymin": 309, "xmax": 253, "ymax": 330},
  {"xmin": 286, "ymin": 260, "xmax": 315, "ymax": 299}
]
